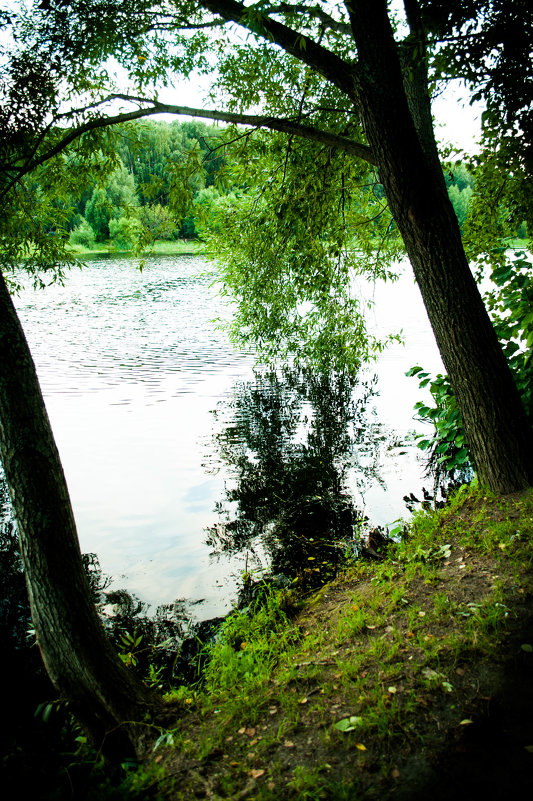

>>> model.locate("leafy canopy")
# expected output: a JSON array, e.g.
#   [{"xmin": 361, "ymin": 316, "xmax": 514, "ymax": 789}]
[{"xmin": 2, "ymin": 1, "xmax": 531, "ymax": 366}]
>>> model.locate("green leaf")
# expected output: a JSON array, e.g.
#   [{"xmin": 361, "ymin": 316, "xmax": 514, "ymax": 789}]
[{"xmin": 334, "ymin": 716, "xmax": 364, "ymax": 732}]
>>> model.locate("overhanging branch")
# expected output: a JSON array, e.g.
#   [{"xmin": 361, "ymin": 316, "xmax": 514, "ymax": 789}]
[
  {"xmin": 198, "ymin": 0, "xmax": 358, "ymax": 100},
  {"xmin": 110, "ymin": 95, "xmax": 375, "ymax": 163},
  {"xmin": 3, "ymin": 96, "xmax": 374, "ymax": 197}
]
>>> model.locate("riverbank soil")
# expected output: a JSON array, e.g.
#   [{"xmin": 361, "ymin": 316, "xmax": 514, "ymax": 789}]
[{"xmin": 142, "ymin": 487, "xmax": 533, "ymax": 800}]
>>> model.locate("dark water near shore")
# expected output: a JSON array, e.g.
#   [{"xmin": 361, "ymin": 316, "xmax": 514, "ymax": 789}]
[{"xmin": 10, "ymin": 254, "xmax": 442, "ymax": 619}]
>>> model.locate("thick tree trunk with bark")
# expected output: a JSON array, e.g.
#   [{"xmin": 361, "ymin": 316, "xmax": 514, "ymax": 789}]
[
  {"xmin": 0, "ymin": 269, "xmax": 162, "ymax": 761},
  {"xmin": 349, "ymin": 0, "xmax": 533, "ymax": 492}
]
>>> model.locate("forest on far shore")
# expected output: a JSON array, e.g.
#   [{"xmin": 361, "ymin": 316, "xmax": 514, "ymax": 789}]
[{"xmin": 62, "ymin": 119, "xmax": 528, "ymax": 253}]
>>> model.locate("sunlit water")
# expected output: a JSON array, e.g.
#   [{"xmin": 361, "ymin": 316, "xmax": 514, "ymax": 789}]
[{"xmin": 12, "ymin": 254, "xmax": 442, "ymax": 619}]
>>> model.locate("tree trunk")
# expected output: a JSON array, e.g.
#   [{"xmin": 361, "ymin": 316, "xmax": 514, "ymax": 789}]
[
  {"xmin": 348, "ymin": 0, "xmax": 533, "ymax": 493},
  {"xmin": 0, "ymin": 269, "xmax": 162, "ymax": 761}
]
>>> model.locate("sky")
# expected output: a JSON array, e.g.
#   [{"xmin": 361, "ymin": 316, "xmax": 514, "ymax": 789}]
[{"xmin": 432, "ymin": 82, "xmax": 484, "ymax": 154}]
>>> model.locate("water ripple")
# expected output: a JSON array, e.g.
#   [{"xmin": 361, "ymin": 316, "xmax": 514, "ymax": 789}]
[{"xmin": 14, "ymin": 255, "xmax": 254, "ymax": 403}]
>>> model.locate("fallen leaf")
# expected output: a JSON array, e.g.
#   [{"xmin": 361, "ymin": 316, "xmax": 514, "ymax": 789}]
[
  {"xmin": 284, "ymin": 740, "xmax": 295, "ymax": 748},
  {"xmin": 267, "ymin": 782, "xmax": 276, "ymax": 790},
  {"xmin": 455, "ymin": 668, "xmax": 465, "ymax": 676},
  {"xmin": 418, "ymin": 611, "xmax": 426, "ymax": 617},
  {"xmin": 388, "ymin": 686, "xmax": 397, "ymax": 694},
  {"xmin": 250, "ymin": 769, "xmax": 265, "ymax": 779},
  {"xmin": 459, "ymin": 719, "xmax": 474, "ymax": 726},
  {"xmin": 422, "ymin": 668, "xmax": 439, "ymax": 680},
  {"xmin": 238, "ymin": 727, "xmax": 246, "ymax": 735},
  {"xmin": 245, "ymin": 728, "xmax": 256, "ymax": 737},
  {"xmin": 391, "ymin": 768, "xmax": 400, "ymax": 779},
  {"xmin": 355, "ymin": 743, "xmax": 367, "ymax": 751},
  {"xmin": 299, "ymin": 697, "xmax": 308, "ymax": 705}
]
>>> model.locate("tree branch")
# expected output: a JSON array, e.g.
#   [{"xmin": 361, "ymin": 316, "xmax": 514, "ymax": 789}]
[
  {"xmin": 2, "ymin": 96, "xmax": 374, "ymax": 198},
  {"xmin": 257, "ymin": 3, "xmax": 352, "ymax": 36},
  {"xmin": 197, "ymin": 0, "xmax": 358, "ymax": 100},
  {"xmin": 111, "ymin": 96, "xmax": 374, "ymax": 163}
]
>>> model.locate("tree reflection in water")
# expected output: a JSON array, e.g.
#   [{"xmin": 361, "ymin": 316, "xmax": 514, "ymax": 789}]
[{"xmin": 206, "ymin": 367, "xmax": 387, "ymax": 591}]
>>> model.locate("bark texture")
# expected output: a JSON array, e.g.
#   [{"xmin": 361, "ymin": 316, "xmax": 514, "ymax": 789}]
[
  {"xmin": 0, "ymin": 269, "xmax": 161, "ymax": 760},
  {"xmin": 348, "ymin": 0, "xmax": 533, "ymax": 492}
]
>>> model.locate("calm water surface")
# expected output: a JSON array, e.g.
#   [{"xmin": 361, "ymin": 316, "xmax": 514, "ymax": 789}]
[{"xmin": 13, "ymin": 254, "xmax": 442, "ymax": 619}]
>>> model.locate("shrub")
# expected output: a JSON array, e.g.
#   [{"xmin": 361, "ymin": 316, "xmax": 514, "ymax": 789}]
[
  {"xmin": 69, "ymin": 220, "xmax": 96, "ymax": 249},
  {"xmin": 109, "ymin": 216, "xmax": 143, "ymax": 251}
]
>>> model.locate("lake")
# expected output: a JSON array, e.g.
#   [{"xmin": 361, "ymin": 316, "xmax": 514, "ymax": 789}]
[{"xmin": 12, "ymin": 253, "xmax": 442, "ymax": 620}]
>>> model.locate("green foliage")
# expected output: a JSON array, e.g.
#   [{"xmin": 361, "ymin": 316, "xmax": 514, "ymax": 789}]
[
  {"xmin": 461, "ymin": 143, "xmax": 532, "ymax": 273},
  {"xmin": 406, "ymin": 366, "xmax": 470, "ymax": 474},
  {"xmin": 444, "ymin": 163, "xmax": 474, "ymax": 193},
  {"xmin": 408, "ymin": 253, "xmax": 532, "ymax": 477},
  {"xmin": 85, "ymin": 187, "xmax": 111, "ymax": 241},
  {"xmin": 202, "ymin": 586, "xmax": 296, "ymax": 701},
  {"xmin": 485, "ymin": 253, "xmax": 533, "ymax": 418},
  {"xmin": 203, "ymin": 130, "xmax": 402, "ymax": 373},
  {"xmin": 69, "ymin": 219, "xmax": 96, "ymax": 249},
  {"xmin": 137, "ymin": 203, "xmax": 177, "ymax": 240},
  {"xmin": 517, "ymin": 220, "xmax": 528, "ymax": 240},
  {"xmin": 422, "ymin": 0, "xmax": 533, "ymax": 162},
  {"xmin": 447, "ymin": 183, "xmax": 473, "ymax": 232},
  {"xmin": 117, "ymin": 119, "xmax": 224, "ymax": 228},
  {"xmin": 108, "ymin": 215, "xmax": 143, "ymax": 250}
]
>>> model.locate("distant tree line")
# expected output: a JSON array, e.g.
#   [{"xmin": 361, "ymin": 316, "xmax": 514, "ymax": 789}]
[
  {"xmin": 67, "ymin": 119, "xmax": 226, "ymax": 250},
  {"xmin": 64, "ymin": 120, "xmax": 528, "ymax": 253}
]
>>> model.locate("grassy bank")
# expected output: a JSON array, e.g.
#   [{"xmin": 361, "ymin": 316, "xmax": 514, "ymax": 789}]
[
  {"xmin": 67, "ymin": 239, "xmax": 204, "ymax": 257},
  {"xmin": 116, "ymin": 484, "xmax": 533, "ymax": 800},
  {"xmin": 64, "ymin": 237, "xmax": 529, "ymax": 260}
]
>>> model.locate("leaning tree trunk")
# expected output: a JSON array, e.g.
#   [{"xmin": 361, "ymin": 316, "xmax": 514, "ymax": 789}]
[
  {"xmin": 0, "ymin": 269, "xmax": 162, "ymax": 761},
  {"xmin": 348, "ymin": 0, "xmax": 533, "ymax": 493}
]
